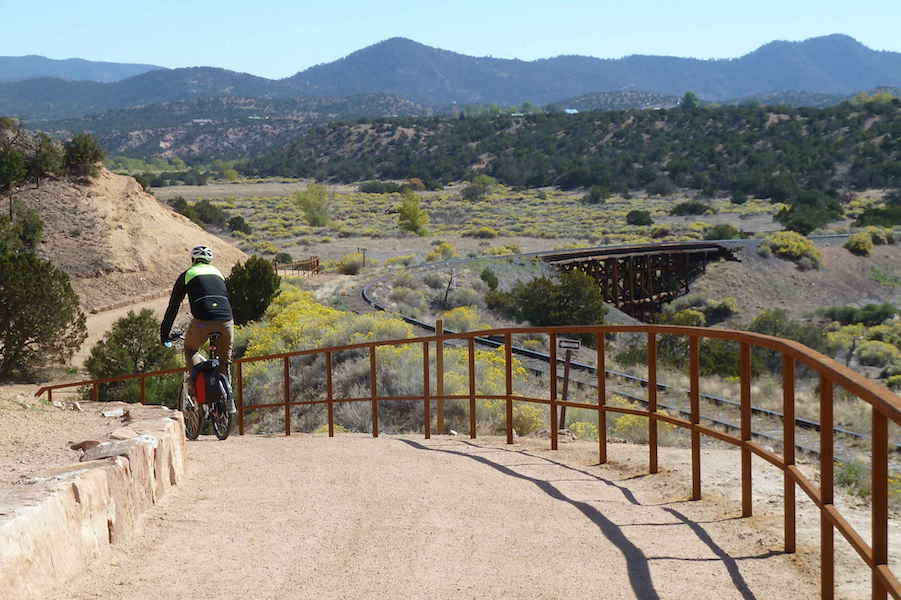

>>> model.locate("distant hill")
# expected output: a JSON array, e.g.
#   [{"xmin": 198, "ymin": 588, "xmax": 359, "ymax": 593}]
[
  {"xmin": 37, "ymin": 94, "xmax": 435, "ymax": 160},
  {"xmin": 245, "ymin": 100, "xmax": 901, "ymax": 194},
  {"xmin": 286, "ymin": 34, "xmax": 901, "ymax": 105},
  {"xmin": 2, "ymin": 34, "xmax": 899, "ymax": 121},
  {"xmin": 0, "ymin": 55, "xmax": 162, "ymax": 82}
]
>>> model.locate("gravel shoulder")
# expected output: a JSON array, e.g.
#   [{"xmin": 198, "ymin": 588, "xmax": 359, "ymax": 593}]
[{"xmin": 40, "ymin": 434, "xmax": 847, "ymax": 600}]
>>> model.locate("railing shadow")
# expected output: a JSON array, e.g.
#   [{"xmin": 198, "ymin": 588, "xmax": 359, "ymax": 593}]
[{"xmin": 399, "ymin": 438, "xmax": 787, "ymax": 600}]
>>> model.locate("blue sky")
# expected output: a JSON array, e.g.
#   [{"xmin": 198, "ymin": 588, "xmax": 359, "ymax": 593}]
[{"xmin": 2, "ymin": 0, "xmax": 899, "ymax": 79}]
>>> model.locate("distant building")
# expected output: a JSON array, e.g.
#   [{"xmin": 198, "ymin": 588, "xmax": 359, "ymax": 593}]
[
  {"xmin": 191, "ymin": 119, "xmax": 213, "ymax": 124},
  {"xmin": 564, "ymin": 108, "xmax": 579, "ymax": 115}
]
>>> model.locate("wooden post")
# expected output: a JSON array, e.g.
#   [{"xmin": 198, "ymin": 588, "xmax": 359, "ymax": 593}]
[
  {"xmin": 468, "ymin": 337, "xmax": 476, "ymax": 439},
  {"xmin": 689, "ymin": 336, "xmax": 701, "ymax": 501},
  {"xmin": 283, "ymin": 356, "xmax": 291, "ymax": 436},
  {"xmin": 872, "ymin": 409, "xmax": 889, "ymax": 600},
  {"xmin": 505, "ymin": 333, "xmax": 513, "ymax": 444},
  {"xmin": 559, "ymin": 348, "xmax": 572, "ymax": 432},
  {"xmin": 647, "ymin": 332, "xmax": 658, "ymax": 474},
  {"xmin": 326, "ymin": 352, "xmax": 334, "ymax": 437},
  {"xmin": 782, "ymin": 356, "xmax": 795, "ymax": 553},
  {"xmin": 820, "ymin": 376, "xmax": 834, "ymax": 600},
  {"xmin": 423, "ymin": 342, "xmax": 431, "ymax": 439},
  {"xmin": 740, "ymin": 342, "xmax": 752, "ymax": 517},
  {"xmin": 370, "ymin": 345, "xmax": 379, "ymax": 438},
  {"xmin": 47, "ymin": 388, "xmax": 52, "ymax": 405},
  {"xmin": 140, "ymin": 377, "xmax": 146, "ymax": 405},
  {"xmin": 549, "ymin": 333, "xmax": 558, "ymax": 451},
  {"xmin": 597, "ymin": 331, "xmax": 607, "ymax": 464},
  {"xmin": 436, "ymin": 320, "xmax": 445, "ymax": 434},
  {"xmin": 237, "ymin": 362, "xmax": 244, "ymax": 436},
  {"xmin": 92, "ymin": 383, "xmax": 99, "ymax": 403}
]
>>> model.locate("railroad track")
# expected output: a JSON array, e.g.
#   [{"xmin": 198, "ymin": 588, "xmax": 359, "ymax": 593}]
[{"xmin": 359, "ymin": 255, "xmax": 899, "ymax": 462}]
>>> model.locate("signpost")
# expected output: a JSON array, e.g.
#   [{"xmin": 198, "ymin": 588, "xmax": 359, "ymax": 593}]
[{"xmin": 557, "ymin": 339, "xmax": 580, "ymax": 429}]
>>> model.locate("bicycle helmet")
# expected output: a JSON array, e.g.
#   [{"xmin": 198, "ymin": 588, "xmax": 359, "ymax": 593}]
[{"xmin": 190, "ymin": 245, "xmax": 213, "ymax": 263}]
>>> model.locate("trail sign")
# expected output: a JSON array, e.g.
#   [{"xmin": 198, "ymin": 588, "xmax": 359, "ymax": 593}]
[{"xmin": 558, "ymin": 338, "xmax": 581, "ymax": 350}]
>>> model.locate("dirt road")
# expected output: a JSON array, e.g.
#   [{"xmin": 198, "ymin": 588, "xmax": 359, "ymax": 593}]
[{"xmin": 48, "ymin": 435, "xmax": 821, "ymax": 600}]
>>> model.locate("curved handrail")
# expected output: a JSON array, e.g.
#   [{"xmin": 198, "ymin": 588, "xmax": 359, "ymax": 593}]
[{"xmin": 34, "ymin": 323, "xmax": 899, "ymax": 598}]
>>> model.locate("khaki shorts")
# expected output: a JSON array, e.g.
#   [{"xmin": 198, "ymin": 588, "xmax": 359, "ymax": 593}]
[{"xmin": 184, "ymin": 319, "xmax": 233, "ymax": 376}]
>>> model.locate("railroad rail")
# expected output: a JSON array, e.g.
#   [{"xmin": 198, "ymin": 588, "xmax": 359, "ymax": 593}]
[{"xmin": 361, "ymin": 280, "xmax": 896, "ymax": 455}]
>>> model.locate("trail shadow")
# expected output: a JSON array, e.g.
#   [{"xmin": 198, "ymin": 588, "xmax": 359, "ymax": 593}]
[
  {"xmin": 400, "ymin": 438, "xmax": 771, "ymax": 600},
  {"xmin": 399, "ymin": 438, "xmax": 660, "ymax": 598}
]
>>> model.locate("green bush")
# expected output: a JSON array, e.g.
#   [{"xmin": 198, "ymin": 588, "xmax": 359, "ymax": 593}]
[
  {"xmin": 480, "ymin": 267, "xmax": 498, "ymax": 290},
  {"xmin": 336, "ymin": 252, "xmax": 365, "ymax": 275},
  {"xmin": 64, "ymin": 133, "xmax": 104, "ymax": 178},
  {"xmin": 441, "ymin": 306, "xmax": 485, "ymax": 332},
  {"xmin": 704, "ymin": 224, "xmax": 742, "ymax": 240},
  {"xmin": 887, "ymin": 375, "xmax": 901, "ymax": 391},
  {"xmin": 670, "ymin": 201, "xmax": 714, "ymax": 216},
  {"xmin": 844, "ymin": 232, "xmax": 874, "ymax": 256},
  {"xmin": 855, "ymin": 340, "xmax": 900, "ymax": 367},
  {"xmin": 294, "ymin": 184, "xmax": 331, "ymax": 226},
  {"xmin": 821, "ymin": 303, "xmax": 896, "ymax": 326},
  {"xmin": 626, "ymin": 210, "xmax": 653, "ymax": 226},
  {"xmin": 582, "ymin": 185, "xmax": 610, "ymax": 205},
  {"xmin": 864, "ymin": 226, "xmax": 895, "ymax": 245},
  {"xmin": 760, "ymin": 231, "xmax": 822, "ymax": 268},
  {"xmin": 463, "ymin": 226, "xmax": 498, "ymax": 238},
  {"xmin": 226, "ymin": 256, "xmax": 282, "ymax": 326},
  {"xmin": 0, "ymin": 251, "xmax": 87, "ymax": 378},
  {"xmin": 86, "ymin": 309, "xmax": 180, "ymax": 402},
  {"xmin": 227, "ymin": 215, "xmax": 252, "ymax": 234},
  {"xmin": 397, "ymin": 190, "xmax": 429, "ymax": 236},
  {"xmin": 492, "ymin": 270, "xmax": 607, "ymax": 332}
]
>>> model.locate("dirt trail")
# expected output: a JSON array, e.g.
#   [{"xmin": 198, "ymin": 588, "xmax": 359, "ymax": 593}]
[{"xmin": 47, "ymin": 435, "xmax": 823, "ymax": 600}]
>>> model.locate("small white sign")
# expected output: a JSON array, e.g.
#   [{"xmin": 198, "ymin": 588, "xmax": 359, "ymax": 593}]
[{"xmin": 558, "ymin": 338, "xmax": 581, "ymax": 350}]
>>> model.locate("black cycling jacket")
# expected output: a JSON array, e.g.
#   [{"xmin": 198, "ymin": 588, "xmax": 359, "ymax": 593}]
[{"xmin": 160, "ymin": 262, "xmax": 233, "ymax": 341}]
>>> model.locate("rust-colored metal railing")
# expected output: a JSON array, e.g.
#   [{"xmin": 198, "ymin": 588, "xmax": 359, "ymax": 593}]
[{"xmin": 35, "ymin": 323, "xmax": 900, "ymax": 599}]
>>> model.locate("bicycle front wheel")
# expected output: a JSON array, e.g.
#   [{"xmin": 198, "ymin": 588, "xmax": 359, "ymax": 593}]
[
  {"xmin": 177, "ymin": 381, "xmax": 204, "ymax": 441},
  {"xmin": 211, "ymin": 375, "xmax": 233, "ymax": 441}
]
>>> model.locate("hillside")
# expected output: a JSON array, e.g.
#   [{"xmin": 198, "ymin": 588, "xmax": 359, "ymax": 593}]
[
  {"xmin": 2, "ymin": 34, "xmax": 899, "ymax": 122},
  {"xmin": 245, "ymin": 100, "xmax": 901, "ymax": 193},
  {"xmin": 35, "ymin": 94, "xmax": 435, "ymax": 160},
  {"xmin": 0, "ymin": 55, "xmax": 162, "ymax": 82},
  {"xmin": 691, "ymin": 240, "xmax": 901, "ymax": 325},
  {"xmin": 8, "ymin": 169, "xmax": 247, "ymax": 310}
]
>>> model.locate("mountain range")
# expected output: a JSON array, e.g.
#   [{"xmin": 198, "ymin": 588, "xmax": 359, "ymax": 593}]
[{"xmin": 1, "ymin": 34, "xmax": 899, "ymax": 122}]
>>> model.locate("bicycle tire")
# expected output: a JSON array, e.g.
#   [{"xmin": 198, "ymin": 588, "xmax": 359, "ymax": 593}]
[
  {"xmin": 178, "ymin": 381, "xmax": 204, "ymax": 441},
  {"xmin": 211, "ymin": 375, "xmax": 233, "ymax": 441}
]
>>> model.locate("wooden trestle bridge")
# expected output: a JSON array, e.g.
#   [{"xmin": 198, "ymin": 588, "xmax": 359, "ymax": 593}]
[{"xmin": 537, "ymin": 242, "xmax": 741, "ymax": 318}]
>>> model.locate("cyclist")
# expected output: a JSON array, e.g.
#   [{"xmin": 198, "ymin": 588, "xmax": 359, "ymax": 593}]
[{"xmin": 160, "ymin": 245, "xmax": 236, "ymax": 413}]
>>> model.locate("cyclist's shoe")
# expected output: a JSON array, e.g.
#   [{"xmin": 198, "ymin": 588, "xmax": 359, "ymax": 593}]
[{"xmin": 222, "ymin": 378, "xmax": 237, "ymax": 414}]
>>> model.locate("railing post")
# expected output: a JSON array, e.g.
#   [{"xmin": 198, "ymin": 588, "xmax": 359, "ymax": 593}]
[
  {"xmin": 423, "ymin": 341, "xmax": 431, "ymax": 439},
  {"xmin": 549, "ymin": 333, "xmax": 558, "ymax": 451},
  {"xmin": 505, "ymin": 332, "xmax": 513, "ymax": 444},
  {"xmin": 740, "ymin": 342, "xmax": 752, "ymax": 518},
  {"xmin": 283, "ymin": 356, "xmax": 291, "ymax": 436},
  {"xmin": 326, "ymin": 352, "xmax": 334, "ymax": 437},
  {"xmin": 436, "ymin": 320, "xmax": 445, "ymax": 434},
  {"xmin": 782, "ymin": 356, "xmax": 795, "ymax": 553},
  {"xmin": 468, "ymin": 337, "xmax": 476, "ymax": 439},
  {"xmin": 689, "ymin": 335, "xmax": 701, "ymax": 501},
  {"xmin": 237, "ymin": 362, "xmax": 244, "ymax": 435},
  {"xmin": 370, "ymin": 344, "xmax": 379, "ymax": 438},
  {"xmin": 872, "ymin": 409, "xmax": 889, "ymax": 600},
  {"xmin": 820, "ymin": 376, "xmax": 834, "ymax": 600},
  {"xmin": 92, "ymin": 382, "xmax": 99, "ymax": 403},
  {"xmin": 140, "ymin": 377, "xmax": 146, "ymax": 405},
  {"xmin": 47, "ymin": 388, "xmax": 52, "ymax": 405},
  {"xmin": 597, "ymin": 330, "xmax": 606, "ymax": 464},
  {"xmin": 647, "ymin": 332, "xmax": 658, "ymax": 474}
]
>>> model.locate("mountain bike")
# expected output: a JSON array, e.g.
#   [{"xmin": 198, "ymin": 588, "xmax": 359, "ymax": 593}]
[{"xmin": 166, "ymin": 331, "xmax": 234, "ymax": 441}]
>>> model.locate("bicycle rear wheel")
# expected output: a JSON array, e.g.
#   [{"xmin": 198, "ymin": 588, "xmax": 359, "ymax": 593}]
[
  {"xmin": 211, "ymin": 375, "xmax": 233, "ymax": 441},
  {"xmin": 177, "ymin": 381, "xmax": 204, "ymax": 440}
]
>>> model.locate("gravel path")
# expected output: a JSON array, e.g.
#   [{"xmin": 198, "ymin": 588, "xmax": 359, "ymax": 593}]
[{"xmin": 47, "ymin": 435, "xmax": 821, "ymax": 600}]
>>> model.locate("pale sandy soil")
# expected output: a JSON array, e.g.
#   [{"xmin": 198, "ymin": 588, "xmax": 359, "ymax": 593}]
[{"xmin": 36, "ymin": 433, "xmax": 893, "ymax": 600}]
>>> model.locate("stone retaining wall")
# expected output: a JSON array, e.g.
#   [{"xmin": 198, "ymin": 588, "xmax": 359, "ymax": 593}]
[{"xmin": 0, "ymin": 406, "xmax": 186, "ymax": 599}]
